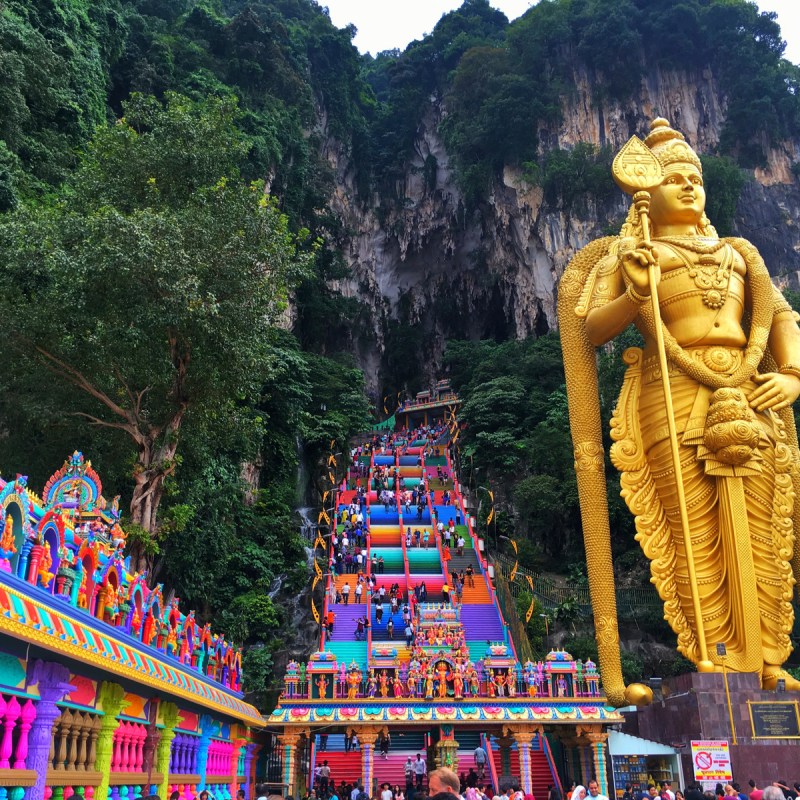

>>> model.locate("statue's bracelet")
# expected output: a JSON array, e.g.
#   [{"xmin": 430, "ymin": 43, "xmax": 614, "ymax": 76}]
[
  {"xmin": 778, "ymin": 365, "xmax": 800, "ymax": 381},
  {"xmin": 626, "ymin": 284, "xmax": 650, "ymax": 305}
]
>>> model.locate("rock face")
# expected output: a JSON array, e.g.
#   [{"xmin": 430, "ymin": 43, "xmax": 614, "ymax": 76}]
[{"xmin": 321, "ymin": 64, "xmax": 800, "ymax": 389}]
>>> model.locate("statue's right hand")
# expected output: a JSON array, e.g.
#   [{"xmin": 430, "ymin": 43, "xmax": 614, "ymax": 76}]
[{"xmin": 621, "ymin": 243, "xmax": 659, "ymax": 296}]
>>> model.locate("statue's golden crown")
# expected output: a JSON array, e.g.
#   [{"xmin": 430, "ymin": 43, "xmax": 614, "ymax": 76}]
[{"xmin": 643, "ymin": 117, "xmax": 702, "ymax": 171}]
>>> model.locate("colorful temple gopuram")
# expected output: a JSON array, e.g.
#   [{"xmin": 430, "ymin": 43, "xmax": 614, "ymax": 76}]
[
  {"xmin": 271, "ymin": 406, "xmax": 623, "ymax": 799},
  {"xmin": 0, "ymin": 452, "xmax": 264, "ymax": 800}
]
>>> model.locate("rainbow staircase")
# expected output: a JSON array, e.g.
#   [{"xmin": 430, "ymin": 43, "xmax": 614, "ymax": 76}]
[{"xmin": 315, "ymin": 430, "xmax": 561, "ymax": 794}]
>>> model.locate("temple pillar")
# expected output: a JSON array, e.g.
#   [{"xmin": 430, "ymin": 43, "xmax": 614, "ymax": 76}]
[
  {"xmin": 354, "ymin": 727, "xmax": 379, "ymax": 795},
  {"xmin": 496, "ymin": 735, "xmax": 513, "ymax": 780},
  {"xmin": 229, "ymin": 737, "xmax": 246, "ymax": 799},
  {"xmin": 196, "ymin": 714, "xmax": 214, "ymax": 789},
  {"xmin": 580, "ymin": 727, "xmax": 609, "ymax": 797},
  {"xmin": 278, "ymin": 730, "xmax": 301, "ymax": 798},
  {"xmin": 155, "ymin": 703, "xmax": 180, "ymax": 800},
  {"xmin": 25, "ymin": 660, "xmax": 75, "ymax": 800},
  {"xmin": 505, "ymin": 726, "xmax": 541, "ymax": 795},
  {"xmin": 95, "ymin": 682, "xmax": 129, "ymax": 800}
]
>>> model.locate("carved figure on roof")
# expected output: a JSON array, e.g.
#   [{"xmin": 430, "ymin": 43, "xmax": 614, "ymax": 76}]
[
  {"xmin": 0, "ymin": 514, "xmax": 16, "ymax": 558},
  {"xmin": 38, "ymin": 543, "xmax": 54, "ymax": 588}
]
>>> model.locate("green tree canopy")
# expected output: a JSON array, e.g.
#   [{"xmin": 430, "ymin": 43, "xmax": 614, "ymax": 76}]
[{"xmin": 0, "ymin": 92, "xmax": 314, "ymax": 567}]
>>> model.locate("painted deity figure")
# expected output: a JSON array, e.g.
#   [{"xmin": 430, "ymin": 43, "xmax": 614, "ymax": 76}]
[
  {"xmin": 0, "ymin": 514, "xmax": 16, "ymax": 557},
  {"xmin": 38, "ymin": 543, "xmax": 54, "ymax": 588},
  {"xmin": 347, "ymin": 670, "xmax": 360, "ymax": 700},
  {"xmin": 379, "ymin": 670, "xmax": 390, "ymax": 698},
  {"xmin": 561, "ymin": 117, "xmax": 800, "ymax": 701},
  {"xmin": 393, "ymin": 675, "xmax": 404, "ymax": 698},
  {"xmin": 316, "ymin": 675, "xmax": 329, "ymax": 699},
  {"xmin": 367, "ymin": 672, "xmax": 377, "ymax": 698},
  {"xmin": 556, "ymin": 675, "xmax": 567, "ymax": 698},
  {"xmin": 424, "ymin": 669, "xmax": 435, "ymax": 699},
  {"xmin": 452, "ymin": 671, "xmax": 464, "ymax": 700}
]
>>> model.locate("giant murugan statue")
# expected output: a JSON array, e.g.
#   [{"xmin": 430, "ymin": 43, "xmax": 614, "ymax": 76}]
[{"xmin": 559, "ymin": 118, "xmax": 800, "ymax": 706}]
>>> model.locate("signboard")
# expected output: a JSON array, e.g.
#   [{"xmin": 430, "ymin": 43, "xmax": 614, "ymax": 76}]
[
  {"xmin": 748, "ymin": 701, "xmax": 800, "ymax": 739},
  {"xmin": 691, "ymin": 740, "xmax": 732, "ymax": 782}
]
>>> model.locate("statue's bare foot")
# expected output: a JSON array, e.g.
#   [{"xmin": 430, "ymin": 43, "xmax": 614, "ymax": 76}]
[{"xmin": 762, "ymin": 666, "xmax": 800, "ymax": 691}]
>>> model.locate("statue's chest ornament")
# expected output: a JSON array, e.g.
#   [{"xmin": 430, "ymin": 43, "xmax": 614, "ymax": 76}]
[{"xmin": 657, "ymin": 237, "xmax": 733, "ymax": 310}]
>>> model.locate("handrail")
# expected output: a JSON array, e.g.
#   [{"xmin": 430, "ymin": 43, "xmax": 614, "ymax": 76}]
[
  {"xmin": 446, "ymin": 446, "xmax": 517, "ymax": 657},
  {"xmin": 483, "ymin": 733, "xmax": 500, "ymax": 794},
  {"xmin": 540, "ymin": 731, "xmax": 563, "ymax": 797},
  {"xmin": 492, "ymin": 552, "xmax": 663, "ymax": 616}
]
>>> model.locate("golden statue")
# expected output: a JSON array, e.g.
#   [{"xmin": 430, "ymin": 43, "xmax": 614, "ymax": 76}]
[{"xmin": 559, "ymin": 118, "xmax": 800, "ymax": 706}]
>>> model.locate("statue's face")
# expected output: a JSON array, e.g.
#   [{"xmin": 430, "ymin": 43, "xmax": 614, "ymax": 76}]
[{"xmin": 649, "ymin": 164, "xmax": 705, "ymax": 227}]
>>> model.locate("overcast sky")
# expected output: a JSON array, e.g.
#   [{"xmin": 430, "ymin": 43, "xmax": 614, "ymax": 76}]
[{"xmin": 324, "ymin": 0, "xmax": 800, "ymax": 65}]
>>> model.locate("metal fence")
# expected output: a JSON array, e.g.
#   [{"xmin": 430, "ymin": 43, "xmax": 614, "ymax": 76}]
[{"xmin": 492, "ymin": 552, "xmax": 663, "ymax": 619}]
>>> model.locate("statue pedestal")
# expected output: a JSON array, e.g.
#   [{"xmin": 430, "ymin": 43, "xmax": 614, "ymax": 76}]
[{"xmin": 623, "ymin": 672, "xmax": 800, "ymax": 783}]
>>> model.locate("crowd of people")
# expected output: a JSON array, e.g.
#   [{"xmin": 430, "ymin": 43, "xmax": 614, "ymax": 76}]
[
  {"xmin": 603, "ymin": 781, "xmax": 800, "ymax": 800},
  {"xmin": 301, "ymin": 762, "xmax": 564, "ymax": 800}
]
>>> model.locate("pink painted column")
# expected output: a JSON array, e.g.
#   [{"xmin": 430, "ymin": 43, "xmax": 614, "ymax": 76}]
[
  {"xmin": 0, "ymin": 695, "xmax": 21, "ymax": 767},
  {"xmin": 13, "ymin": 699, "xmax": 36, "ymax": 769},
  {"xmin": 111, "ymin": 724, "xmax": 123, "ymax": 772},
  {"xmin": 131, "ymin": 723, "xmax": 146, "ymax": 772},
  {"xmin": 122, "ymin": 720, "xmax": 133, "ymax": 772}
]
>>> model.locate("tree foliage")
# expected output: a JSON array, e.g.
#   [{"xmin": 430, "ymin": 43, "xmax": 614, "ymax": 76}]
[{"xmin": 0, "ymin": 92, "xmax": 313, "ymax": 566}]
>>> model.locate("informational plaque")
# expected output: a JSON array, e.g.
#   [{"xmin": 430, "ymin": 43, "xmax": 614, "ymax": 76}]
[{"xmin": 748, "ymin": 701, "xmax": 800, "ymax": 739}]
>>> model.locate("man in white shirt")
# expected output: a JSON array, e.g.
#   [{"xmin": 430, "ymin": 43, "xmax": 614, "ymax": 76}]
[
  {"xmin": 413, "ymin": 753, "xmax": 427, "ymax": 789},
  {"xmin": 342, "ymin": 582, "xmax": 351, "ymax": 605},
  {"xmin": 587, "ymin": 780, "xmax": 609, "ymax": 800}
]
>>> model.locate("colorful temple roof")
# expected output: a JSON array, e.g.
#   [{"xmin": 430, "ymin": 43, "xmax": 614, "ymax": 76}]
[{"xmin": 0, "ymin": 452, "xmax": 263, "ymax": 727}]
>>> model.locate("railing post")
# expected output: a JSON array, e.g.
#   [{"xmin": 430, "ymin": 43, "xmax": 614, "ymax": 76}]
[{"xmin": 95, "ymin": 682, "xmax": 129, "ymax": 800}]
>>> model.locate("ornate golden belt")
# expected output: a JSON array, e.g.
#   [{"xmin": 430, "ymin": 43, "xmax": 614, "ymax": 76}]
[{"xmin": 642, "ymin": 346, "xmax": 744, "ymax": 384}]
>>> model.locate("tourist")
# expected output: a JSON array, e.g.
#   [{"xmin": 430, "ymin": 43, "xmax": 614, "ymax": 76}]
[
  {"xmin": 387, "ymin": 616, "xmax": 394, "ymax": 639},
  {"xmin": 355, "ymin": 616, "xmax": 366, "ymax": 640},
  {"xmin": 457, "ymin": 535, "xmax": 465, "ymax": 556},
  {"xmin": 405, "ymin": 622, "xmax": 414, "ymax": 646},
  {"xmin": 380, "ymin": 731, "xmax": 391, "ymax": 758},
  {"xmin": 355, "ymin": 582, "xmax": 363, "ymax": 603},
  {"xmin": 405, "ymin": 758, "xmax": 416, "ymax": 793},
  {"xmin": 473, "ymin": 743, "xmax": 487, "ymax": 780},
  {"xmin": 621, "ymin": 786, "xmax": 634, "ymax": 800},
  {"xmin": 442, "ymin": 583, "xmax": 450, "ymax": 604},
  {"xmin": 466, "ymin": 564, "xmax": 475, "ymax": 587},
  {"xmin": 342, "ymin": 582, "xmax": 351, "ymax": 605},
  {"xmin": 413, "ymin": 753, "xmax": 427, "ymax": 789},
  {"xmin": 351, "ymin": 785, "xmax": 361, "ymax": 800},
  {"xmin": 749, "ymin": 783, "xmax": 763, "ymax": 800},
  {"xmin": 763, "ymin": 791, "xmax": 786, "ymax": 800},
  {"xmin": 319, "ymin": 761, "xmax": 331, "ymax": 793},
  {"xmin": 376, "ymin": 602, "xmax": 384, "ymax": 623},
  {"xmin": 429, "ymin": 769, "xmax": 461, "ymax": 800},
  {"xmin": 587, "ymin": 780, "xmax": 607, "ymax": 800},
  {"xmin": 382, "ymin": 785, "xmax": 394, "ymax": 800},
  {"xmin": 351, "ymin": 733, "xmax": 360, "ymax": 752},
  {"xmin": 395, "ymin": 785, "xmax": 406, "ymax": 800},
  {"xmin": 326, "ymin": 610, "xmax": 334, "ymax": 636},
  {"xmin": 420, "ymin": 582, "xmax": 427, "ymax": 601},
  {"xmin": 662, "ymin": 783, "xmax": 675, "ymax": 800},
  {"xmin": 319, "ymin": 733, "xmax": 328, "ymax": 752},
  {"xmin": 423, "ymin": 529, "xmax": 430, "ymax": 549},
  {"xmin": 570, "ymin": 788, "xmax": 586, "ymax": 800},
  {"xmin": 379, "ymin": 555, "xmax": 385, "ymax": 574}
]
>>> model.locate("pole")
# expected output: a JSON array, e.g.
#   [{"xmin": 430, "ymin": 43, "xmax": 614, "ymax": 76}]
[
  {"xmin": 633, "ymin": 191, "xmax": 713, "ymax": 671},
  {"xmin": 721, "ymin": 655, "xmax": 737, "ymax": 745}
]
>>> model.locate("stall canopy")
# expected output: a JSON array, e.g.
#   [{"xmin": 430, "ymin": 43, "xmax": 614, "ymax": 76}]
[{"xmin": 608, "ymin": 731, "xmax": 680, "ymax": 756}]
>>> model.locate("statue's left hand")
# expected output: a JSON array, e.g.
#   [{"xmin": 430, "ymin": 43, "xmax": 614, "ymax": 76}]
[{"xmin": 748, "ymin": 372, "xmax": 800, "ymax": 411}]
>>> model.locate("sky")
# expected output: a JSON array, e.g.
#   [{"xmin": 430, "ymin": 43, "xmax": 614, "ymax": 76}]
[{"xmin": 324, "ymin": 0, "xmax": 800, "ymax": 65}]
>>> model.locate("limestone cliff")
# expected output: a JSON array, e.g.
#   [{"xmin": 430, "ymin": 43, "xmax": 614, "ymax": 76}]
[{"xmin": 322, "ymin": 64, "xmax": 800, "ymax": 388}]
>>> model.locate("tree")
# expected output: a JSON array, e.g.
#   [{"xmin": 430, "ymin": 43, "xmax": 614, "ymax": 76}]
[{"xmin": 0, "ymin": 92, "xmax": 314, "ymax": 569}]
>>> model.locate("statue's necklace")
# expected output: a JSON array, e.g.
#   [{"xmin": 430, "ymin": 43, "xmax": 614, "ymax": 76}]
[
  {"xmin": 654, "ymin": 235, "xmax": 726, "ymax": 253},
  {"xmin": 655, "ymin": 237, "xmax": 733, "ymax": 309}
]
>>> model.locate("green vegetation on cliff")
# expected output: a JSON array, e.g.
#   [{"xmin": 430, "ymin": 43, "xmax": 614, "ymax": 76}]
[{"xmin": 0, "ymin": 0, "xmax": 798, "ymax": 702}]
